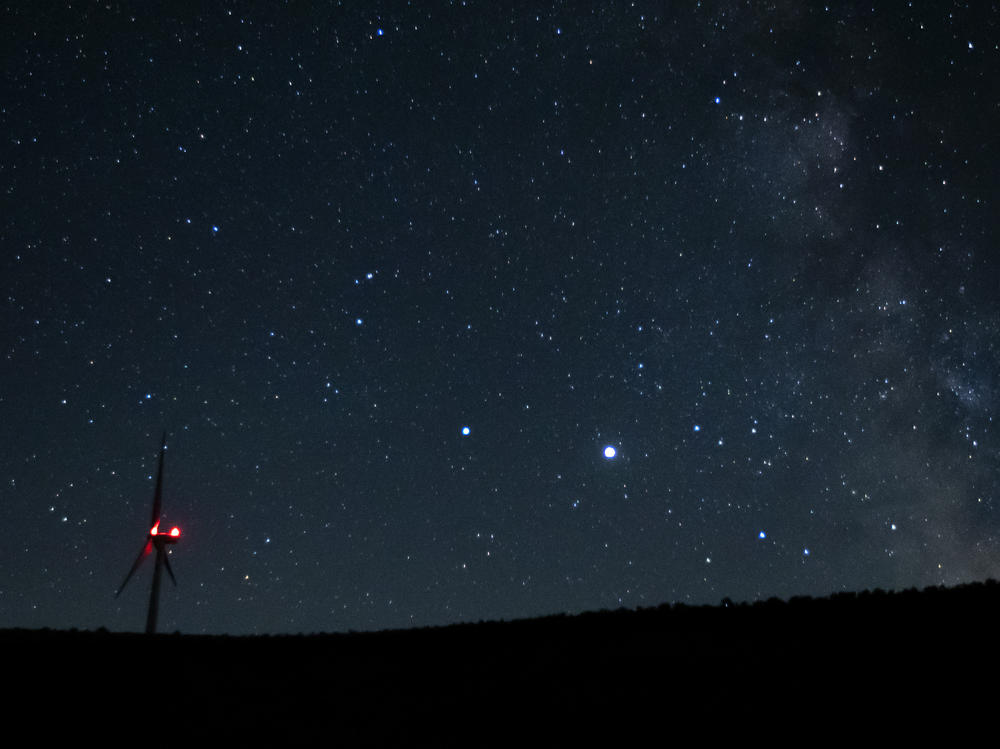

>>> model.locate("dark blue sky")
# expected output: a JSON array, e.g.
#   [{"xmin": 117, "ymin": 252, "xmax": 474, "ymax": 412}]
[{"xmin": 2, "ymin": 1, "xmax": 997, "ymax": 634}]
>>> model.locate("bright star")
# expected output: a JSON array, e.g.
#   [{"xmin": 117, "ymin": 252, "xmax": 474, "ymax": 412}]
[
  {"xmin": 603, "ymin": 445, "xmax": 617, "ymax": 459},
  {"xmin": 461, "ymin": 426, "xmax": 470, "ymax": 436}
]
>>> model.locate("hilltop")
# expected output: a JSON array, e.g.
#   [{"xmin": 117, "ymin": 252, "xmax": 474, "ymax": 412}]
[{"xmin": 8, "ymin": 581, "xmax": 997, "ymax": 742}]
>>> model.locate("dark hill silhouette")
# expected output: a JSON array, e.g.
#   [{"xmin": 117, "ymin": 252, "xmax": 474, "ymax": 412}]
[{"xmin": 7, "ymin": 581, "xmax": 998, "ymax": 742}]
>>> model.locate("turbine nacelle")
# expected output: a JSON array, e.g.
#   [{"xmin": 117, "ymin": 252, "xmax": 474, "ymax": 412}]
[{"xmin": 150, "ymin": 521, "xmax": 181, "ymax": 543}]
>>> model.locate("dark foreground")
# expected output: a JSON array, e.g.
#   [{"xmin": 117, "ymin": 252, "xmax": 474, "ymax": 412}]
[{"xmin": 9, "ymin": 582, "xmax": 998, "ymax": 743}]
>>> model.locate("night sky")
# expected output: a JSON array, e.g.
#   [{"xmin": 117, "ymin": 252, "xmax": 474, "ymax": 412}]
[{"xmin": 2, "ymin": 2, "xmax": 997, "ymax": 635}]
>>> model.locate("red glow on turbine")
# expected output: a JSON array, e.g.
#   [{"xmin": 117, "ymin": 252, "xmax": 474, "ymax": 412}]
[
  {"xmin": 169, "ymin": 527, "xmax": 180, "ymax": 537},
  {"xmin": 150, "ymin": 522, "xmax": 160, "ymax": 536}
]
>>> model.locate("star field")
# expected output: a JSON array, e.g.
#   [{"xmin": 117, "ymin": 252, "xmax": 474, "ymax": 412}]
[{"xmin": 1, "ymin": 2, "xmax": 997, "ymax": 634}]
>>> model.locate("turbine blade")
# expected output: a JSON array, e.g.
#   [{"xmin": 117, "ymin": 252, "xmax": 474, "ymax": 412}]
[
  {"xmin": 115, "ymin": 540, "xmax": 152, "ymax": 598},
  {"xmin": 150, "ymin": 433, "xmax": 166, "ymax": 527},
  {"xmin": 163, "ymin": 551, "xmax": 178, "ymax": 587}
]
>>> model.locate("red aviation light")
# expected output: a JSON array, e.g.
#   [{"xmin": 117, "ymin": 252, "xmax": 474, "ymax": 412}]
[
  {"xmin": 150, "ymin": 522, "xmax": 160, "ymax": 536},
  {"xmin": 169, "ymin": 527, "xmax": 180, "ymax": 538}
]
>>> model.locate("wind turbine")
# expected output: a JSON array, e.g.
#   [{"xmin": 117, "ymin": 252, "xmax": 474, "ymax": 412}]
[{"xmin": 115, "ymin": 432, "xmax": 182, "ymax": 634}]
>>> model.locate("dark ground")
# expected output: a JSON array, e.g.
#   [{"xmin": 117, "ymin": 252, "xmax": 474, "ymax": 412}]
[{"xmin": 9, "ymin": 581, "xmax": 997, "ymax": 743}]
